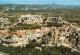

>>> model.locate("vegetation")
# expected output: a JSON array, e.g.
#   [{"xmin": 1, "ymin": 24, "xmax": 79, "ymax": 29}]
[
  {"xmin": 0, "ymin": 43, "xmax": 80, "ymax": 55},
  {"xmin": 0, "ymin": 40, "xmax": 80, "ymax": 55},
  {"xmin": 10, "ymin": 23, "xmax": 42, "ymax": 31},
  {"xmin": 47, "ymin": 22, "xmax": 62, "ymax": 27}
]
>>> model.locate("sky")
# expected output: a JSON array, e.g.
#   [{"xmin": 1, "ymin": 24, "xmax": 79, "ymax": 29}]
[{"xmin": 0, "ymin": 0, "xmax": 80, "ymax": 5}]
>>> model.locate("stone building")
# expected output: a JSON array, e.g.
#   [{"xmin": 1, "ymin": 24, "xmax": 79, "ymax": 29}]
[
  {"xmin": 18, "ymin": 14, "xmax": 43, "ymax": 24},
  {"xmin": 45, "ymin": 16, "xmax": 62, "ymax": 23}
]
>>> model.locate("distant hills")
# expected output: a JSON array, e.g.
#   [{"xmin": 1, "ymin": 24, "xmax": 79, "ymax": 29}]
[
  {"xmin": 39, "ymin": 3, "xmax": 80, "ymax": 8},
  {"xmin": 0, "ymin": 3, "xmax": 80, "ymax": 7},
  {"xmin": 0, "ymin": 3, "xmax": 80, "ymax": 12},
  {"xmin": 38, "ymin": 3, "xmax": 60, "ymax": 6},
  {"xmin": 65, "ymin": 5, "xmax": 80, "ymax": 8}
]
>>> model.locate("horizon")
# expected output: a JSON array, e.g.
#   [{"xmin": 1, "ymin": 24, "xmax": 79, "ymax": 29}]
[{"xmin": 0, "ymin": 0, "xmax": 80, "ymax": 6}]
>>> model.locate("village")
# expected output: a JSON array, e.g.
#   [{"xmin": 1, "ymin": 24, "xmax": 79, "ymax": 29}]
[{"xmin": 0, "ymin": 14, "xmax": 80, "ymax": 51}]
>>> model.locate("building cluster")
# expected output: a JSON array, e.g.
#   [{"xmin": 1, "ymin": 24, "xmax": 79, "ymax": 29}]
[
  {"xmin": 18, "ymin": 14, "xmax": 43, "ymax": 24},
  {"xmin": 0, "ymin": 14, "xmax": 69, "ymax": 28},
  {"xmin": 0, "ymin": 17, "xmax": 11, "ymax": 25},
  {"xmin": 45, "ymin": 16, "xmax": 62, "ymax": 23},
  {"xmin": 18, "ymin": 14, "xmax": 66, "ymax": 25},
  {"xmin": 0, "ymin": 24, "xmax": 79, "ymax": 48},
  {"xmin": 0, "ymin": 14, "xmax": 80, "ymax": 50}
]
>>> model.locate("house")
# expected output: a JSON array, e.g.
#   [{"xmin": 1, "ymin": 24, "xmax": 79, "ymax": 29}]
[
  {"xmin": 35, "ymin": 47, "xmax": 42, "ymax": 51},
  {"xmin": 41, "ymin": 27, "xmax": 50, "ymax": 31},
  {"xmin": 59, "ymin": 36, "xmax": 66, "ymax": 43},
  {"xmin": 45, "ymin": 16, "xmax": 62, "ymax": 23}
]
